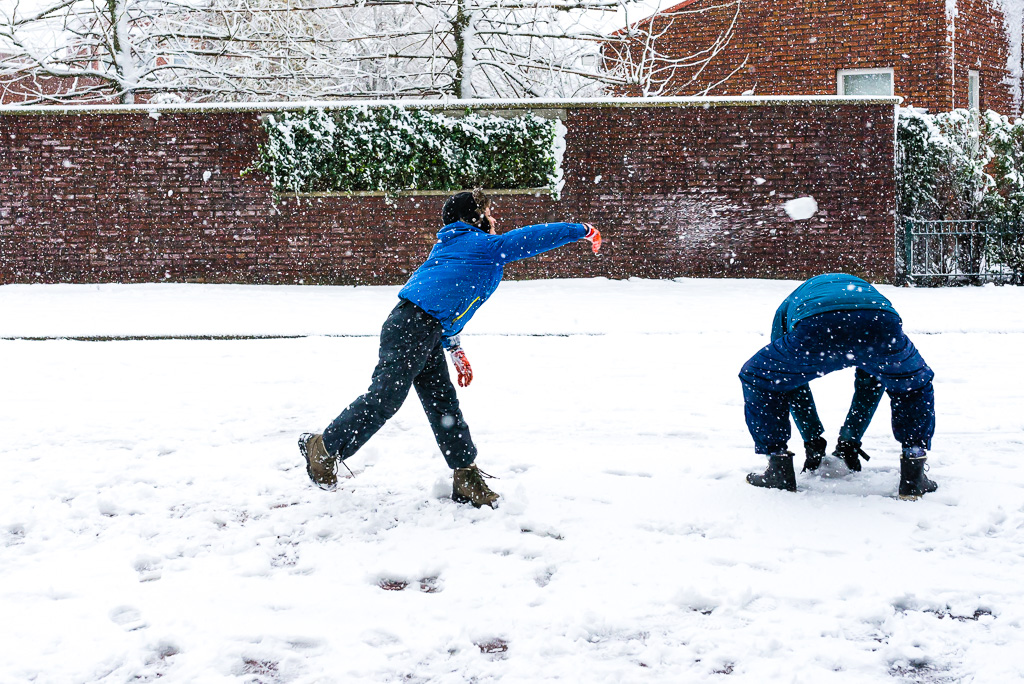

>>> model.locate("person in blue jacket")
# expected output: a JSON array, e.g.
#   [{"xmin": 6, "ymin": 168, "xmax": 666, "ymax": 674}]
[
  {"xmin": 299, "ymin": 189, "xmax": 601, "ymax": 508},
  {"xmin": 775, "ymin": 302, "xmax": 886, "ymax": 473},
  {"xmin": 740, "ymin": 274, "xmax": 938, "ymax": 500}
]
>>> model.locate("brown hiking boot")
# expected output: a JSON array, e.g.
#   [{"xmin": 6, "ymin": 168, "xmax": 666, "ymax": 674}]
[
  {"xmin": 299, "ymin": 433, "xmax": 337, "ymax": 490},
  {"xmin": 452, "ymin": 464, "xmax": 500, "ymax": 509}
]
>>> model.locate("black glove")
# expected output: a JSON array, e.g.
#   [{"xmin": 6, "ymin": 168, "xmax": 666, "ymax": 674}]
[
  {"xmin": 802, "ymin": 436, "xmax": 827, "ymax": 472},
  {"xmin": 833, "ymin": 439, "xmax": 870, "ymax": 472}
]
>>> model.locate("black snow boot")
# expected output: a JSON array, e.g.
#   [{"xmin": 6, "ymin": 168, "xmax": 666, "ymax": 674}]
[
  {"xmin": 898, "ymin": 448, "xmax": 938, "ymax": 500},
  {"xmin": 452, "ymin": 464, "xmax": 500, "ymax": 508},
  {"xmin": 802, "ymin": 436, "xmax": 827, "ymax": 472},
  {"xmin": 833, "ymin": 438, "xmax": 871, "ymax": 472},
  {"xmin": 747, "ymin": 451, "xmax": 797, "ymax": 492}
]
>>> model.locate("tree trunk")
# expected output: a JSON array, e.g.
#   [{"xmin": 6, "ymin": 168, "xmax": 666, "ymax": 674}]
[{"xmin": 452, "ymin": 0, "xmax": 475, "ymax": 98}]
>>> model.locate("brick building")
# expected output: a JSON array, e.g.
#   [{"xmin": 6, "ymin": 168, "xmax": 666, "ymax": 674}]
[{"xmin": 613, "ymin": 0, "xmax": 1024, "ymax": 115}]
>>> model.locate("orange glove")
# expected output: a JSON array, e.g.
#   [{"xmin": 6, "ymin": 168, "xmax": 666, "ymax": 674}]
[
  {"xmin": 583, "ymin": 223, "xmax": 601, "ymax": 253},
  {"xmin": 450, "ymin": 347, "xmax": 473, "ymax": 387}
]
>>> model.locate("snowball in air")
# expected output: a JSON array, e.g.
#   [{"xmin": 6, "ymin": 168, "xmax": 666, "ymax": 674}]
[{"xmin": 784, "ymin": 196, "xmax": 818, "ymax": 220}]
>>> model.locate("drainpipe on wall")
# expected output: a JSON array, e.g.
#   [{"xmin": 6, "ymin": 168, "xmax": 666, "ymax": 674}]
[
  {"xmin": 948, "ymin": 0, "xmax": 958, "ymax": 109},
  {"xmin": 1020, "ymin": 17, "xmax": 1024, "ymax": 115}
]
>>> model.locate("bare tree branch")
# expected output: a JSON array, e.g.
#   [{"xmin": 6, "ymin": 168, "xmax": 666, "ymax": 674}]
[{"xmin": 0, "ymin": 0, "xmax": 746, "ymax": 103}]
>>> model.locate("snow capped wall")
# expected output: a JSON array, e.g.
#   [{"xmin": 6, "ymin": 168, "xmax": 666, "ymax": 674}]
[{"xmin": 0, "ymin": 99, "xmax": 899, "ymax": 285}]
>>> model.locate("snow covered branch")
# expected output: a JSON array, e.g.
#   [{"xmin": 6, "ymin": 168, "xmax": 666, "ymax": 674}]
[{"xmin": 0, "ymin": 0, "xmax": 747, "ymax": 103}]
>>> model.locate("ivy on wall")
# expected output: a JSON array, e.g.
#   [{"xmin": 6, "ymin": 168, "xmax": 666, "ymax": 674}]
[{"xmin": 247, "ymin": 105, "xmax": 558, "ymax": 196}]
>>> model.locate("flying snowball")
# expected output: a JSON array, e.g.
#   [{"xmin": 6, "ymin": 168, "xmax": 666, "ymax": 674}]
[{"xmin": 784, "ymin": 196, "xmax": 818, "ymax": 220}]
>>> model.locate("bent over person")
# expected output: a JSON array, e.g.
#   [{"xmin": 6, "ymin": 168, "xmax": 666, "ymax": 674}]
[
  {"xmin": 780, "ymin": 321, "xmax": 886, "ymax": 473},
  {"xmin": 740, "ymin": 273, "xmax": 938, "ymax": 500},
  {"xmin": 299, "ymin": 190, "xmax": 601, "ymax": 508}
]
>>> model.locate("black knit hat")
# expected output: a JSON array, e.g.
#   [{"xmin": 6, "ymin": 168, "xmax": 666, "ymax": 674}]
[{"xmin": 442, "ymin": 190, "xmax": 491, "ymax": 229}]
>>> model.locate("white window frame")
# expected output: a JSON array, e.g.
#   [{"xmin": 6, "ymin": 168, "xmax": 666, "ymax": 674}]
[
  {"xmin": 836, "ymin": 68, "xmax": 895, "ymax": 96},
  {"xmin": 968, "ymin": 70, "xmax": 980, "ymax": 110}
]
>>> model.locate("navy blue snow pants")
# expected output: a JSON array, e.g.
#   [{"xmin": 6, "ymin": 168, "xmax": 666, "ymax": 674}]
[
  {"xmin": 322, "ymin": 299, "xmax": 477, "ymax": 469},
  {"xmin": 739, "ymin": 310, "xmax": 935, "ymax": 455}
]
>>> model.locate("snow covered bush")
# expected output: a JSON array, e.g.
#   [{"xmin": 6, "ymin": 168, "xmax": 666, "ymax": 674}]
[
  {"xmin": 248, "ymin": 106, "xmax": 558, "ymax": 196},
  {"xmin": 897, "ymin": 108, "xmax": 1024, "ymax": 282},
  {"xmin": 979, "ymin": 111, "xmax": 1024, "ymax": 280},
  {"xmin": 896, "ymin": 108, "xmax": 993, "ymax": 221}
]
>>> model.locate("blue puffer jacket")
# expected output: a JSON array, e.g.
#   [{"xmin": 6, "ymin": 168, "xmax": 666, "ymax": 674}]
[
  {"xmin": 399, "ymin": 221, "xmax": 588, "ymax": 347},
  {"xmin": 771, "ymin": 273, "xmax": 898, "ymax": 340}
]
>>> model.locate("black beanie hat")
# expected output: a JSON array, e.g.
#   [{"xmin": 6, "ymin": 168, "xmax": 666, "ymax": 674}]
[{"xmin": 442, "ymin": 190, "xmax": 490, "ymax": 229}]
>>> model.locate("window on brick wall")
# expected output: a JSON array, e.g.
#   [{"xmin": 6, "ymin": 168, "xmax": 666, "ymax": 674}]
[
  {"xmin": 837, "ymin": 68, "xmax": 894, "ymax": 97},
  {"xmin": 969, "ymin": 70, "xmax": 980, "ymax": 110}
]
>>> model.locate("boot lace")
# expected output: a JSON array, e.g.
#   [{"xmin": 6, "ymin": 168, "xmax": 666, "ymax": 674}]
[
  {"xmin": 336, "ymin": 457, "xmax": 355, "ymax": 478},
  {"xmin": 464, "ymin": 465, "xmax": 496, "ymax": 486},
  {"xmin": 458, "ymin": 466, "xmax": 498, "ymax": 501}
]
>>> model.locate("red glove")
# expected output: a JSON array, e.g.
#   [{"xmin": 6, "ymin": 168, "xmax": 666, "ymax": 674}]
[
  {"xmin": 583, "ymin": 223, "xmax": 601, "ymax": 253},
  {"xmin": 450, "ymin": 348, "xmax": 473, "ymax": 387}
]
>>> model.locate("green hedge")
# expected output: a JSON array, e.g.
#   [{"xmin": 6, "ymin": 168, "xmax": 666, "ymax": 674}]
[
  {"xmin": 897, "ymin": 108, "xmax": 1024, "ymax": 281},
  {"xmin": 896, "ymin": 107, "xmax": 1024, "ymax": 223},
  {"xmin": 248, "ymin": 106, "xmax": 559, "ymax": 195}
]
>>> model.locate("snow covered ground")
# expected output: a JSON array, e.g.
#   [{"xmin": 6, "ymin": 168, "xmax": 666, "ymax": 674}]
[{"xmin": 2, "ymin": 277, "xmax": 1023, "ymax": 684}]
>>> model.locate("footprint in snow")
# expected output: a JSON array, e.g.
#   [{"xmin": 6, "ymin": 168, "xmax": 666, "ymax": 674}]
[
  {"xmin": 603, "ymin": 469, "xmax": 653, "ymax": 478},
  {"xmin": 475, "ymin": 638, "xmax": 509, "ymax": 659},
  {"xmin": 377, "ymin": 577, "xmax": 444, "ymax": 593},
  {"xmin": 109, "ymin": 605, "xmax": 149, "ymax": 631},
  {"xmin": 133, "ymin": 554, "xmax": 162, "ymax": 582}
]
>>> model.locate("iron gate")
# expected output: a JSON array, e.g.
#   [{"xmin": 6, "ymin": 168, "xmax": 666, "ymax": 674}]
[{"xmin": 901, "ymin": 219, "xmax": 1023, "ymax": 285}]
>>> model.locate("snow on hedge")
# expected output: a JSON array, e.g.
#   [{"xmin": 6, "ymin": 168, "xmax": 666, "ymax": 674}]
[
  {"xmin": 248, "ymin": 105, "xmax": 559, "ymax": 196},
  {"xmin": 897, "ymin": 107, "xmax": 1024, "ymax": 278}
]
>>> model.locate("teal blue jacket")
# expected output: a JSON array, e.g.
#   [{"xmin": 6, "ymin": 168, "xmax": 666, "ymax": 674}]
[
  {"xmin": 773, "ymin": 274, "xmax": 893, "ymax": 446},
  {"xmin": 771, "ymin": 273, "xmax": 898, "ymax": 341}
]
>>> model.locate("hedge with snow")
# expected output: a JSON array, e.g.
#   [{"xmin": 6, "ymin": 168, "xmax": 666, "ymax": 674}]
[
  {"xmin": 897, "ymin": 107, "xmax": 1024, "ymax": 279},
  {"xmin": 249, "ymin": 106, "xmax": 558, "ymax": 196}
]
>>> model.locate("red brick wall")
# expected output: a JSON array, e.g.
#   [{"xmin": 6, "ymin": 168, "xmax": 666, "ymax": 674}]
[
  {"xmin": 616, "ymin": 0, "xmax": 1018, "ymax": 115},
  {"xmin": 0, "ymin": 100, "xmax": 897, "ymax": 285},
  {"xmin": 953, "ymin": 0, "xmax": 1015, "ymax": 113}
]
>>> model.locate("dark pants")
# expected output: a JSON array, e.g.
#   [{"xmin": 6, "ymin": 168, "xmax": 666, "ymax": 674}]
[
  {"xmin": 740, "ymin": 310, "xmax": 935, "ymax": 455},
  {"xmin": 322, "ymin": 299, "xmax": 477, "ymax": 469}
]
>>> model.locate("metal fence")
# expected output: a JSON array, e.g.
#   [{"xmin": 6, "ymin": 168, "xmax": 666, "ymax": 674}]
[{"xmin": 900, "ymin": 219, "xmax": 1023, "ymax": 285}]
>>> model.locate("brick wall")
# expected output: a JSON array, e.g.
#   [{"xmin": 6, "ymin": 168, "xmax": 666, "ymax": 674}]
[
  {"xmin": 0, "ymin": 99, "xmax": 897, "ymax": 286},
  {"xmin": 953, "ymin": 0, "xmax": 1015, "ymax": 113},
  {"xmin": 615, "ymin": 0, "xmax": 1018, "ymax": 115}
]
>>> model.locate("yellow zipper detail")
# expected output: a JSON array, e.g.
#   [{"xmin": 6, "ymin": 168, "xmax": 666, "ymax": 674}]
[{"xmin": 452, "ymin": 297, "xmax": 481, "ymax": 323}]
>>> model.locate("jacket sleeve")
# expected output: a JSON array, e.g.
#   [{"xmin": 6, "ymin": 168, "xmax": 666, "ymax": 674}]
[
  {"xmin": 770, "ymin": 301, "xmax": 787, "ymax": 341},
  {"xmin": 840, "ymin": 368, "xmax": 886, "ymax": 442},
  {"xmin": 788, "ymin": 384, "xmax": 824, "ymax": 443},
  {"xmin": 493, "ymin": 223, "xmax": 588, "ymax": 264}
]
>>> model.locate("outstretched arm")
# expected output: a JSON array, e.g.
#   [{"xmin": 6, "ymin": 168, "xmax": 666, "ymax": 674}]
[
  {"xmin": 839, "ymin": 368, "xmax": 886, "ymax": 443},
  {"xmin": 494, "ymin": 222, "xmax": 590, "ymax": 264},
  {"xmin": 789, "ymin": 384, "xmax": 825, "ymax": 444},
  {"xmin": 789, "ymin": 382, "xmax": 828, "ymax": 472}
]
